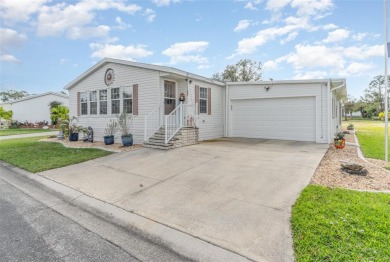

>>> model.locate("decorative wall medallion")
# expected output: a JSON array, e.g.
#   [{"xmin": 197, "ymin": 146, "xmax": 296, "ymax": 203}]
[{"xmin": 104, "ymin": 68, "xmax": 115, "ymax": 86}]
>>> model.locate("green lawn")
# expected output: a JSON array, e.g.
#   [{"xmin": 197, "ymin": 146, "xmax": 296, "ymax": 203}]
[
  {"xmin": 0, "ymin": 128, "xmax": 56, "ymax": 136},
  {"xmin": 0, "ymin": 137, "xmax": 112, "ymax": 173},
  {"xmin": 292, "ymin": 185, "xmax": 390, "ymax": 261},
  {"xmin": 343, "ymin": 120, "xmax": 384, "ymax": 160}
]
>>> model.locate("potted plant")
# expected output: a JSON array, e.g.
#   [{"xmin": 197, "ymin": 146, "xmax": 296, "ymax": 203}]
[
  {"xmin": 104, "ymin": 119, "xmax": 117, "ymax": 145},
  {"xmin": 334, "ymin": 131, "xmax": 346, "ymax": 149},
  {"xmin": 347, "ymin": 123, "xmax": 354, "ymax": 130},
  {"xmin": 60, "ymin": 116, "xmax": 82, "ymax": 141},
  {"xmin": 117, "ymin": 112, "xmax": 133, "ymax": 146}
]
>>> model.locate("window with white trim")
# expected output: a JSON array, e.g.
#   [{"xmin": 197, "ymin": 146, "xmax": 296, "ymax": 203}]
[
  {"xmin": 122, "ymin": 86, "xmax": 132, "ymax": 114},
  {"xmin": 111, "ymin": 87, "xmax": 120, "ymax": 114},
  {"xmin": 90, "ymin": 91, "xmax": 97, "ymax": 115},
  {"xmin": 80, "ymin": 92, "xmax": 88, "ymax": 115},
  {"xmin": 99, "ymin": 89, "xmax": 107, "ymax": 114},
  {"xmin": 199, "ymin": 87, "xmax": 207, "ymax": 114}
]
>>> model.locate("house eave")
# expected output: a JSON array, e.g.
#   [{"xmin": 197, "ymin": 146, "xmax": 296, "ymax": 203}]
[{"xmin": 65, "ymin": 58, "xmax": 225, "ymax": 90}]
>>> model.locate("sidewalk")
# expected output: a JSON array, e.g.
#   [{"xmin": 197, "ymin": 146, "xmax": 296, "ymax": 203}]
[{"xmin": 0, "ymin": 131, "xmax": 58, "ymax": 140}]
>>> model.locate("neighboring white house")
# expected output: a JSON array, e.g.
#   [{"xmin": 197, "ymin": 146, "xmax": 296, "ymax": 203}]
[
  {"xmin": 9, "ymin": 92, "xmax": 69, "ymax": 124},
  {"xmin": 65, "ymin": 58, "xmax": 346, "ymax": 145}
]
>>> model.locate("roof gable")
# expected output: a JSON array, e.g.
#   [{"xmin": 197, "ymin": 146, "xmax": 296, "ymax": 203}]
[
  {"xmin": 64, "ymin": 58, "xmax": 225, "ymax": 90},
  {"xmin": 10, "ymin": 92, "xmax": 69, "ymax": 104}
]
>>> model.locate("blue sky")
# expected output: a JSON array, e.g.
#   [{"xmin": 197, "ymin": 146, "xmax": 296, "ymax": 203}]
[{"xmin": 0, "ymin": 0, "xmax": 387, "ymax": 99}]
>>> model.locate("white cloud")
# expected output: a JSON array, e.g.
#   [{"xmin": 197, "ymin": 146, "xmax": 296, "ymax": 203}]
[
  {"xmin": 152, "ymin": 0, "xmax": 180, "ymax": 7},
  {"xmin": 90, "ymin": 43, "xmax": 153, "ymax": 61},
  {"xmin": 144, "ymin": 9, "xmax": 156, "ymax": 23},
  {"xmin": 352, "ymin": 33, "xmax": 367, "ymax": 41},
  {"xmin": 282, "ymin": 44, "xmax": 345, "ymax": 69},
  {"xmin": 281, "ymin": 32, "xmax": 298, "ymax": 44},
  {"xmin": 115, "ymin": 17, "xmax": 131, "ymax": 30},
  {"xmin": 340, "ymin": 45, "xmax": 383, "ymax": 60},
  {"xmin": 323, "ymin": 28, "xmax": 350, "ymax": 43},
  {"xmin": 0, "ymin": 0, "xmax": 49, "ymax": 24},
  {"xmin": 323, "ymin": 23, "xmax": 338, "ymax": 30},
  {"xmin": 0, "ymin": 28, "xmax": 27, "ymax": 48},
  {"xmin": 234, "ymin": 20, "xmax": 251, "ymax": 33},
  {"xmin": 291, "ymin": 0, "xmax": 334, "ymax": 17},
  {"xmin": 266, "ymin": 0, "xmax": 291, "ymax": 12},
  {"xmin": 1, "ymin": 54, "xmax": 21, "ymax": 64},
  {"xmin": 293, "ymin": 70, "xmax": 329, "ymax": 79},
  {"xmin": 0, "ymin": 28, "xmax": 26, "ymax": 64},
  {"xmin": 162, "ymin": 41, "xmax": 209, "ymax": 65},
  {"xmin": 263, "ymin": 60, "xmax": 279, "ymax": 71},
  {"xmin": 340, "ymin": 62, "xmax": 375, "ymax": 76},
  {"xmin": 245, "ymin": 2, "xmax": 257, "ymax": 10},
  {"xmin": 36, "ymin": 0, "xmax": 141, "ymax": 39}
]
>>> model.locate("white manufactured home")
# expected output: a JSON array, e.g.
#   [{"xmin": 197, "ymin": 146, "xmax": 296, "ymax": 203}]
[
  {"xmin": 7, "ymin": 92, "xmax": 69, "ymax": 124},
  {"xmin": 65, "ymin": 58, "xmax": 346, "ymax": 148}
]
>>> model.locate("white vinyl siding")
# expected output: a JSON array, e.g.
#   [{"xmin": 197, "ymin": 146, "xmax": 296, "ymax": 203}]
[
  {"xmin": 10, "ymin": 93, "xmax": 69, "ymax": 124},
  {"xmin": 68, "ymin": 63, "xmax": 160, "ymax": 144}
]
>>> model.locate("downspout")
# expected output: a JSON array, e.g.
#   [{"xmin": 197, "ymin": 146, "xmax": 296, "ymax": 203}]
[
  {"xmin": 328, "ymin": 80, "xmax": 346, "ymax": 143},
  {"xmin": 225, "ymin": 82, "xmax": 229, "ymax": 137},
  {"xmin": 327, "ymin": 79, "xmax": 332, "ymax": 143}
]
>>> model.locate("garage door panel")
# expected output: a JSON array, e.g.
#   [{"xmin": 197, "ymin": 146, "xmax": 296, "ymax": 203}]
[{"xmin": 231, "ymin": 97, "xmax": 316, "ymax": 142}]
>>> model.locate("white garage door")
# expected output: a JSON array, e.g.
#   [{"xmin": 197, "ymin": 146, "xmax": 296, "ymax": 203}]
[{"xmin": 231, "ymin": 97, "xmax": 316, "ymax": 142}]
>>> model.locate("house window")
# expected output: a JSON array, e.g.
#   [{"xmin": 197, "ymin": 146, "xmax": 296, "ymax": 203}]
[
  {"xmin": 99, "ymin": 89, "xmax": 107, "ymax": 114},
  {"xmin": 123, "ymin": 86, "xmax": 132, "ymax": 114},
  {"xmin": 111, "ymin": 87, "xmax": 120, "ymax": 114},
  {"xmin": 199, "ymin": 87, "xmax": 208, "ymax": 114},
  {"xmin": 90, "ymin": 91, "xmax": 97, "ymax": 115},
  {"xmin": 80, "ymin": 92, "xmax": 88, "ymax": 115}
]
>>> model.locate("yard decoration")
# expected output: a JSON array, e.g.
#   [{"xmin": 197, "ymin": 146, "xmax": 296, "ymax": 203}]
[
  {"xmin": 117, "ymin": 112, "xmax": 133, "ymax": 146},
  {"xmin": 104, "ymin": 119, "xmax": 117, "ymax": 145},
  {"xmin": 339, "ymin": 160, "xmax": 367, "ymax": 176},
  {"xmin": 334, "ymin": 131, "xmax": 345, "ymax": 149},
  {"xmin": 60, "ymin": 116, "xmax": 83, "ymax": 142}
]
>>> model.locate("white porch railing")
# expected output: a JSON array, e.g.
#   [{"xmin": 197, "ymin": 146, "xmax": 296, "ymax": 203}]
[
  {"xmin": 144, "ymin": 103, "xmax": 164, "ymax": 142},
  {"xmin": 165, "ymin": 103, "xmax": 197, "ymax": 144}
]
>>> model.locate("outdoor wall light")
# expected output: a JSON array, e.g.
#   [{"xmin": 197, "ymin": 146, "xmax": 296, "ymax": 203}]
[{"xmin": 265, "ymin": 86, "xmax": 271, "ymax": 91}]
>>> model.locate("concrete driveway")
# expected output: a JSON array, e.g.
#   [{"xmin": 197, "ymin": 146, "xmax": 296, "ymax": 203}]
[{"xmin": 40, "ymin": 138, "xmax": 328, "ymax": 261}]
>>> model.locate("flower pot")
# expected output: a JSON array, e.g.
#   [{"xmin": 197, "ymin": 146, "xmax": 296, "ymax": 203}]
[
  {"xmin": 104, "ymin": 135, "xmax": 114, "ymax": 145},
  {"xmin": 69, "ymin": 133, "xmax": 79, "ymax": 142},
  {"xmin": 347, "ymin": 126, "xmax": 354, "ymax": 130},
  {"xmin": 334, "ymin": 138, "xmax": 345, "ymax": 149},
  {"xmin": 121, "ymin": 134, "xmax": 133, "ymax": 147}
]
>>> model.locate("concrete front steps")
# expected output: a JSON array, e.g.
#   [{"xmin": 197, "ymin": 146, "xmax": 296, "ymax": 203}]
[{"xmin": 143, "ymin": 127, "xmax": 199, "ymax": 150}]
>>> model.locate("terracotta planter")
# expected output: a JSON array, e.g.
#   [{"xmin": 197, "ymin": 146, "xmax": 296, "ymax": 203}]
[{"xmin": 334, "ymin": 139, "xmax": 345, "ymax": 149}]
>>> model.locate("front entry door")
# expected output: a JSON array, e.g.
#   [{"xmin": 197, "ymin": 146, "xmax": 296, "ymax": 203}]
[{"xmin": 164, "ymin": 81, "xmax": 176, "ymax": 115}]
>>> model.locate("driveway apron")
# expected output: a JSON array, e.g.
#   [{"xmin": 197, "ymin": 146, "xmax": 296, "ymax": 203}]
[{"xmin": 40, "ymin": 138, "xmax": 328, "ymax": 262}]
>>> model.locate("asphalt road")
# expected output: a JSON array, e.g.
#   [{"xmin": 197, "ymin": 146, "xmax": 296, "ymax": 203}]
[{"xmin": 0, "ymin": 172, "xmax": 191, "ymax": 262}]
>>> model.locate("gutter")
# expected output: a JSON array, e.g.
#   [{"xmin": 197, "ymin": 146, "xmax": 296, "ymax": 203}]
[{"xmin": 225, "ymin": 83, "xmax": 229, "ymax": 137}]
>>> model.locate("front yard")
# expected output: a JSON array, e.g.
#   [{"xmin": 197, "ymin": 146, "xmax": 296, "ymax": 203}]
[
  {"xmin": 292, "ymin": 120, "xmax": 390, "ymax": 261},
  {"xmin": 347, "ymin": 120, "xmax": 384, "ymax": 160},
  {"xmin": 0, "ymin": 128, "xmax": 56, "ymax": 136},
  {"xmin": 292, "ymin": 185, "xmax": 390, "ymax": 261},
  {"xmin": 0, "ymin": 137, "xmax": 112, "ymax": 173}
]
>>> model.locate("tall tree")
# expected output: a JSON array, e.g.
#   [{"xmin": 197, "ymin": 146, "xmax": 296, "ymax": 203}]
[
  {"xmin": 343, "ymin": 96, "xmax": 356, "ymax": 120},
  {"xmin": 364, "ymin": 75, "xmax": 389, "ymax": 113},
  {"xmin": 212, "ymin": 59, "xmax": 262, "ymax": 82},
  {"xmin": 0, "ymin": 90, "xmax": 30, "ymax": 102}
]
